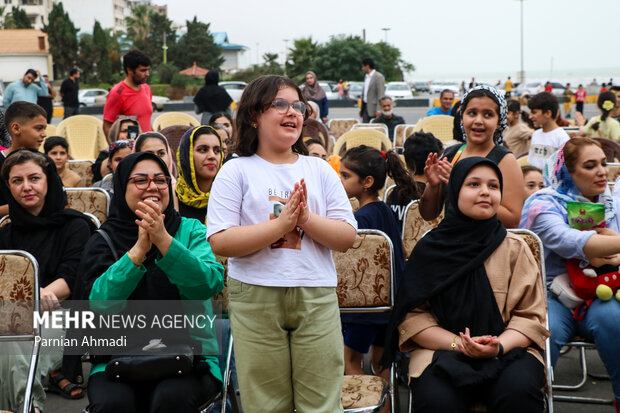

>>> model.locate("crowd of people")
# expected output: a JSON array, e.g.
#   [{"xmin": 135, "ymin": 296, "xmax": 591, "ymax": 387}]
[{"xmin": 1, "ymin": 48, "xmax": 620, "ymax": 413}]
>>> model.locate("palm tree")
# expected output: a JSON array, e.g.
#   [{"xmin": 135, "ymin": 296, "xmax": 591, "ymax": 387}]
[{"xmin": 125, "ymin": 4, "xmax": 151, "ymax": 46}]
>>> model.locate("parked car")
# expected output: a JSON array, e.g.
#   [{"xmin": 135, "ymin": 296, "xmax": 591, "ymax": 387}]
[
  {"xmin": 219, "ymin": 81, "xmax": 247, "ymax": 103},
  {"xmin": 385, "ymin": 82, "xmax": 413, "ymax": 100},
  {"xmin": 515, "ymin": 81, "xmax": 565, "ymax": 97},
  {"xmin": 430, "ymin": 81, "xmax": 459, "ymax": 94},
  {"xmin": 151, "ymin": 95, "xmax": 170, "ymax": 111},
  {"xmin": 78, "ymin": 88, "xmax": 108, "ymax": 106},
  {"xmin": 412, "ymin": 81, "xmax": 430, "ymax": 93},
  {"xmin": 347, "ymin": 81, "xmax": 364, "ymax": 100}
]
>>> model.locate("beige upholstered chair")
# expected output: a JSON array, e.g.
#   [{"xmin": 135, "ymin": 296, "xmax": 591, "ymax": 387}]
[
  {"xmin": 67, "ymin": 159, "xmax": 95, "ymax": 187},
  {"xmin": 412, "ymin": 115, "xmax": 455, "ymax": 143},
  {"xmin": 401, "ymin": 200, "xmax": 444, "ymax": 257},
  {"xmin": 607, "ymin": 162, "xmax": 620, "ymax": 182},
  {"xmin": 65, "ymin": 187, "xmax": 110, "ymax": 224},
  {"xmin": 334, "ymin": 229, "xmax": 395, "ymax": 412},
  {"xmin": 334, "ymin": 129, "xmax": 393, "ymax": 157},
  {"xmin": 393, "ymin": 124, "xmax": 416, "ymax": 148},
  {"xmin": 56, "ymin": 115, "xmax": 108, "ymax": 161},
  {"xmin": 327, "ymin": 118, "xmax": 359, "ymax": 139},
  {"xmin": 353, "ymin": 123, "xmax": 389, "ymax": 137},
  {"xmin": 349, "ymin": 198, "xmax": 360, "ymax": 213},
  {"xmin": 0, "ymin": 250, "xmax": 41, "ymax": 413},
  {"xmin": 0, "ymin": 216, "xmax": 10, "ymax": 228},
  {"xmin": 383, "ymin": 185, "xmax": 396, "ymax": 202},
  {"xmin": 152, "ymin": 112, "xmax": 200, "ymax": 131}
]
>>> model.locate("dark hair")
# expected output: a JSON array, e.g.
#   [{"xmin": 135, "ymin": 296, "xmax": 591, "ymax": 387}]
[
  {"xmin": 361, "ymin": 57, "xmax": 375, "ymax": 69},
  {"xmin": 123, "ymin": 49, "xmax": 151, "ymax": 73},
  {"xmin": 211, "ymin": 124, "xmax": 231, "ymax": 143},
  {"xmin": 507, "ymin": 99, "xmax": 521, "ymax": 113},
  {"xmin": 597, "ymin": 91, "xmax": 616, "ymax": 122},
  {"xmin": 527, "ymin": 92, "xmax": 559, "ymax": 118},
  {"xmin": 234, "ymin": 75, "xmax": 309, "ymax": 157},
  {"xmin": 610, "ymin": 85, "xmax": 620, "ymax": 93},
  {"xmin": 563, "ymin": 137, "xmax": 602, "ymax": 173},
  {"xmin": 452, "ymin": 101, "xmax": 464, "ymax": 141},
  {"xmin": 69, "ymin": 68, "xmax": 79, "ymax": 76},
  {"xmin": 521, "ymin": 165, "xmax": 542, "ymax": 176},
  {"xmin": 2, "ymin": 149, "xmax": 48, "ymax": 183},
  {"xmin": 440, "ymin": 89, "xmax": 455, "ymax": 99},
  {"xmin": 304, "ymin": 138, "xmax": 324, "ymax": 148},
  {"xmin": 43, "ymin": 136, "xmax": 69, "ymax": 154},
  {"xmin": 208, "ymin": 112, "xmax": 233, "ymax": 126},
  {"xmin": 404, "ymin": 132, "xmax": 443, "ymax": 174},
  {"xmin": 134, "ymin": 132, "xmax": 168, "ymax": 153},
  {"xmin": 25, "ymin": 69, "xmax": 37, "ymax": 78},
  {"xmin": 4, "ymin": 101, "xmax": 47, "ymax": 134},
  {"xmin": 461, "ymin": 89, "xmax": 500, "ymax": 117},
  {"xmin": 342, "ymin": 145, "xmax": 419, "ymax": 200}
]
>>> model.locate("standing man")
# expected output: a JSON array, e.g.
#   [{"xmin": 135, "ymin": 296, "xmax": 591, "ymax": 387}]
[
  {"xmin": 60, "ymin": 68, "xmax": 80, "ymax": 119},
  {"xmin": 371, "ymin": 96, "xmax": 405, "ymax": 139},
  {"xmin": 103, "ymin": 49, "xmax": 152, "ymax": 137},
  {"xmin": 360, "ymin": 57, "xmax": 385, "ymax": 123},
  {"xmin": 426, "ymin": 89, "xmax": 454, "ymax": 116},
  {"xmin": 504, "ymin": 76, "xmax": 513, "ymax": 98},
  {"xmin": 2, "ymin": 69, "xmax": 48, "ymax": 107},
  {"xmin": 37, "ymin": 74, "xmax": 56, "ymax": 123},
  {"xmin": 574, "ymin": 84, "xmax": 586, "ymax": 115}
]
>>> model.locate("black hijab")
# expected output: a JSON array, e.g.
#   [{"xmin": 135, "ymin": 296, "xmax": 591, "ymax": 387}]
[
  {"xmin": 0, "ymin": 149, "xmax": 95, "ymax": 287},
  {"xmin": 382, "ymin": 157, "xmax": 507, "ymax": 371},
  {"xmin": 193, "ymin": 70, "xmax": 233, "ymax": 114}
]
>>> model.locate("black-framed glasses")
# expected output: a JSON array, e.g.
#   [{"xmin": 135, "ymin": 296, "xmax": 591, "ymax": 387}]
[
  {"xmin": 128, "ymin": 174, "xmax": 171, "ymax": 190},
  {"xmin": 271, "ymin": 98, "xmax": 306, "ymax": 115}
]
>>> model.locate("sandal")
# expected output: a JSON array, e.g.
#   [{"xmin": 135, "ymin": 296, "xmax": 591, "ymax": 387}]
[{"xmin": 47, "ymin": 373, "xmax": 84, "ymax": 400}]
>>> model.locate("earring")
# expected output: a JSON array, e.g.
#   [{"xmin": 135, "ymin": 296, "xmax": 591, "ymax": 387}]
[{"xmin": 251, "ymin": 122, "xmax": 257, "ymax": 128}]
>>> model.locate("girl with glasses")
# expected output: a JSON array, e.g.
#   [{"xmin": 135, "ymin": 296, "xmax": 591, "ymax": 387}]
[{"xmin": 207, "ymin": 75, "xmax": 357, "ymax": 412}]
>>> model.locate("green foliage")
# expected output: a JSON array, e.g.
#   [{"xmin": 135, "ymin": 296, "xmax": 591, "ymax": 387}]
[
  {"xmin": 125, "ymin": 4, "xmax": 149, "ymax": 47},
  {"xmin": 372, "ymin": 41, "xmax": 415, "ymax": 81},
  {"xmin": 5, "ymin": 6, "xmax": 31, "ymax": 29},
  {"xmin": 170, "ymin": 17, "xmax": 224, "ymax": 71},
  {"xmin": 125, "ymin": 6, "xmax": 175, "ymax": 66},
  {"xmin": 170, "ymin": 73, "xmax": 194, "ymax": 88},
  {"xmin": 42, "ymin": 3, "xmax": 78, "ymax": 78},
  {"xmin": 78, "ymin": 21, "xmax": 122, "ymax": 84},
  {"xmin": 150, "ymin": 84, "xmax": 169, "ymax": 97},
  {"xmin": 156, "ymin": 63, "xmax": 178, "ymax": 84},
  {"xmin": 313, "ymin": 35, "xmax": 377, "ymax": 81},
  {"xmin": 229, "ymin": 53, "xmax": 284, "ymax": 83},
  {"xmin": 285, "ymin": 37, "xmax": 319, "ymax": 80}
]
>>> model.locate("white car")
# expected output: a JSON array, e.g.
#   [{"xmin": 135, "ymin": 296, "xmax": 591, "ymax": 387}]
[
  {"xmin": 78, "ymin": 88, "xmax": 108, "ymax": 106},
  {"xmin": 430, "ymin": 81, "xmax": 459, "ymax": 94},
  {"xmin": 151, "ymin": 95, "xmax": 170, "ymax": 112},
  {"xmin": 385, "ymin": 82, "xmax": 413, "ymax": 100},
  {"xmin": 219, "ymin": 81, "xmax": 246, "ymax": 103},
  {"xmin": 515, "ymin": 81, "xmax": 565, "ymax": 97}
]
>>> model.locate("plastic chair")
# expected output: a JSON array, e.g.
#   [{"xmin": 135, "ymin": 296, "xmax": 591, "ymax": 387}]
[
  {"xmin": 353, "ymin": 122, "xmax": 389, "ymax": 137},
  {"xmin": 334, "ymin": 129, "xmax": 394, "ymax": 157},
  {"xmin": 152, "ymin": 112, "xmax": 200, "ymax": 131},
  {"xmin": 0, "ymin": 250, "xmax": 41, "ymax": 413},
  {"xmin": 594, "ymin": 137, "xmax": 620, "ymax": 162},
  {"xmin": 401, "ymin": 200, "xmax": 444, "ymax": 257},
  {"xmin": 334, "ymin": 229, "xmax": 397, "ymax": 412},
  {"xmin": 65, "ymin": 187, "xmax": 111, "ymax": 224},
  {"xmin": 327, "ymin": 118, "xmax": 359, "ymax": 140},
  {"xmin": 383, "ymin": 185, "xmax": 396, "ymax": 202},
  {"xmin": 56, "ymin": 115, "xmax": 108, "ymax": 161},
  {"xmin": 67, "ymin": 159, "xmax": 95, "ymax": 187},
  {"xmin": 607, "ymin": 162, "xmax": 620, "ymax": 182},
  {"xmin": 393, "ymin": 124, "xmax": 416, "ymax": 148},
  {"xmin": 45, "ymin": 124, "xmax": 57, "ymax": 136},
  {"xmin": 412, "ymin": 116, "xmax": 454, "ymax": 143}
]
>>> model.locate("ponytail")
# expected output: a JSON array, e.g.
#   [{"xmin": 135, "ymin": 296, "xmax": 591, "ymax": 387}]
[
  {"xmin": 598, "ymin": 91, "xmax": 616, "ymax": 123},
  {"xmin": 385, "ymin": 150, "xmax": 419, "ymax": 201}
]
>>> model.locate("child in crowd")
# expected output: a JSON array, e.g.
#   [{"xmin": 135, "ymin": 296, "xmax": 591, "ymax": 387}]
[
  {"xmin": 339, "ymin": 145, "xmax": 406, "ymax": 396},
  {"xmin": 504, "ymin": 99, "xmax": 534, "ymax": 157},
  {"xmin": 92, "ymin": 140, "xmax": 133, "ymax": 194},
  {"xmin": 521, "ymin": 165, "xmax": 544, "ymax": 200},
  {"xmin": 580, "ymin": 91, "xmax": 620, "ymax": 141},
  {"xmin": 527, "ymin": 92, "xmax": 570, "ymax": 169},
  {"xmin": 305, "ymin": 138, "xmax": 327, "ymax": 159},
  {"xmin": 206, "ymin": 75, "xmax": 357, "ymax": 412},
  {"xmin": 0, "ymin": 101, "xmax": 48, "ymax": 217},
  {"xmin": 43, "ymin": 136, "xmax": 81, "ymax": 187}
]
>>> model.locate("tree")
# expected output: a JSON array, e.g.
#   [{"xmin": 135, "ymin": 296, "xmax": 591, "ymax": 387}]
[
  {"xmin": 171, "ymin": 17, "xmax": 224, "ymax": 70},
  {"xmin": 5, "ymin": 6, "xmax": 32, "ymax": 29},
  {"xmin": 142, "ymin": 12, "xmax": 175, "ymax": 66},
  {"xmin": 372, "ymin": 41, "xmax": 414, "ymax": 82},
  {"xmin": 229, "ymin": 53, "xmax": 284, "ymax": 83},
  {"xmin": 286, "ymin": 37, "xmax": 320, "ymax": 82},
  {"xmin": 125, "ymin": 4, "xmax": 150, "ymax": 49},
  {"xmin": 42, "ymin": 2, "xmax": 78, "ymax": 78},
  {"xmin": 313, "ymin": 35, "xmax": 378, "ymax": 81},
  {"xmin": 78, "ymin": 21, "xmax": 122, "ymax": 84}
]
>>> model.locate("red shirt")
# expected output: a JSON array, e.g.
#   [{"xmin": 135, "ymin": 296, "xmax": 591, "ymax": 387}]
[
  {"xmin": 103, "ymin": 81, "xmax": 153, "ymax": 132},
  {"xmin": 544, "ymin": 85, "xmax": 553, "ymax": 92},
  {"xmin": 575, "ymin": 90, "xmax": 586, "ymax": 102}
]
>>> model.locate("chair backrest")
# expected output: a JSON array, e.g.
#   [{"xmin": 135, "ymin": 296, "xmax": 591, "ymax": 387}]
[
  {"xmin": 328, "ymin": 118, "xmax": 359, "ymax": 139},
  {"xmin": 383, "ymin": 185, "xmax": 396, "ymax": 202},
  {"xmin": 353, "ymin": 122, "xmax": 389, "ymax": 137},
  {"xmin": 334, "ymin": 129, "xmax": 394, "ymax": 157},
  {"xmin": 212, "ymin": 255, "xmax": 229, "ymax": 315},
  {"xmin": 349, "ymin": 197, "xmax": 360, "ymax": 212},
  {"xmin": 65, "ymin": 187, "xmax": 110, "ymax": 224},
  {"xmin": 158, "ymin": 124, "xmax": 191, "ymax": 155},
  {"xmin": 393, "ymin": 124, "xmax": 417, "ymax": 147},
  {"xmin": 517, "ymin": 154, "xmax": 531, "ymax": 167},
  {"xmin": 67, "ymin": 160, "xmax": 95, "ymax": 187},
  {"xmin": 607, "ymin": 162, "xmax": 620, "ymax": 182},
  {"xmin": 0, "ymin": 250, "xmax": 39, "ymax": 337},
  {"xmin": 45, "ymin": 124, "xmax": 57, "ymax": 137},
  {"xmin": 0, "ymin": 215, "xmax": 10, "ymax": 228},
  {"xmin": 412, "ymin": 115, "xmax": 455, "ymax": 143},
  {"xmin": 593, "ymin": 137, "xmax": 620, "ymax": 162},
  {"xmin": 56, "ymin": 115, "xmax": 108, "ymax": 161},
  {"xmin": 153, "ymin": 112, "xmax": 200, "ymax": 131},
  {"xmin": 333, "ymin": 229, "xmax": 394, "ymax": 312},
  {"xmin": 402, "ymin": 200, "xmax": 444, "ymax": 256}
]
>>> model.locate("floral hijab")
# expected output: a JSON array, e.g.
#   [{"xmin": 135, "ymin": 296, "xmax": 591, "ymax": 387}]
[
  {"xmin": 520, "ymin": 143, "xmax": 616, "ymax": 230},
  {"xmin": 459, "ymin": 85, "xmax": 508, "ymax": 145}
]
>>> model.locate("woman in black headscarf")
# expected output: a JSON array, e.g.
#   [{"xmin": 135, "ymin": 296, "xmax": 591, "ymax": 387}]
[
  {"xmin": 193, "ymin": 70, "xmax": 233, "ymax": 125},
  {"xmin": 0, "ymin": 149, "xmax": 94, "ymax": 411},
  {"xmin": 382, "ymin": 157, "xmax": 549, "ymax": 413},
  {"xmin": 76, "ymin": 152, "xmax": 224, "ymax": 413}
]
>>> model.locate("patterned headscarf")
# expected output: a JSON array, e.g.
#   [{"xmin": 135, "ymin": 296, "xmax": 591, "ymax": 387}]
[
  {"xmin": 460, "ymin": 85, "xmax": 508, "ymax": 145},
  {"xmin": 520, "ymin": 142, "xmax": 616, "ymax": 230}
]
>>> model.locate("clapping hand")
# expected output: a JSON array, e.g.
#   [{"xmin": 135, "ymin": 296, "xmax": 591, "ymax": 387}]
[{"xmin": 424, "ymin": 153, "xmax": 452, "ymax": 187}]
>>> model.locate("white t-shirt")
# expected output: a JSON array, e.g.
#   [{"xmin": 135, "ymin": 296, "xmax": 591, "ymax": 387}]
[
  {"xmin": 206, "ymin": 154, "xmax": 357, "ymax": 287},
  {"xmin": 528, "ymin": 127, "xmax": 570, "ymax": 169}
]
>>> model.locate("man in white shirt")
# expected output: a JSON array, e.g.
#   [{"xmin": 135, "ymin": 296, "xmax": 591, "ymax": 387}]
[{"xmin": 359, "ymin": 57, "xmax": 385, "ymax": 123}]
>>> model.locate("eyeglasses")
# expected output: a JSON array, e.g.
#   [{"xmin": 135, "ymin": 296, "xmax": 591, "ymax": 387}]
[
  {"xmin": 128, "ymin": 174, "xmax": 171, "ymax": 190},
  {"xmin": 271, "ymin": 98, "xmax": 306, "ymax": 115}
]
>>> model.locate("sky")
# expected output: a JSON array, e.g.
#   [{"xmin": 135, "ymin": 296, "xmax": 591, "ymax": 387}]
[{"xmin": 156, "ymin": 0, "xmax": 619, "ymax": 84}]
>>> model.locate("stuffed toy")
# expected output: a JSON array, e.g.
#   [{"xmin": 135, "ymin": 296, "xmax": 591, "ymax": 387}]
[{"xmin": 567, "ymin": 259, "xmax": 620, "ymax": 302}]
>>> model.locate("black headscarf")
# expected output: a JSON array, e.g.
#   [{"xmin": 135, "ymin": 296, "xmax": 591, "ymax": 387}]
[
  {"xmin": 193, "ymin": 70, "xmax": 233, "ymax": 114},
  {"xmin": 0, "ymin": 149, "xmax": 94, "ymax": 287},
  {"xmin": 382, "ymin": 157, "xmax": 508, "ymax": 373}
]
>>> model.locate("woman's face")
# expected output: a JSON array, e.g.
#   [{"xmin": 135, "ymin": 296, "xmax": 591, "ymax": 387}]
[
  {"xmin": 139, "ymin": 138, "xmax": 168, "ymax": 166},
  {"xmin": 305, "ymin": 73, "xmax": 316, "ymax": 86},
  {"xmin": 8, "ymin": 160, "xmax": 47, "ymax": 216},
  {"xmin": 110, "ymin": 147, "xmax": 132, "ymax": 173},
  {"xmin": 462, "ymin": 96, "xmax": 499, "ymax": 146},
  {"xmin": 125, "ymin": 159, "xmax": 170, "ymax": 214},
  {"xmin": 215, "ymin": 129, "xmax": 228, "ymax": 158},
  {"xmin": 193, "ymin": 133, "xmax": 222, "ymax": 183},
  {"xmin": 118, "ymin": 120, "xmax": 135, "ymax": 141},
  {"xmin": 255, "ymin": 86, "xmax": 304, "ymax": 154},
  {"xmin": 523, "ymin": 170, "xmax": 544, "ymax": 199},
  {"xmin": 213, "ymin": 116, "xmax": 232, "ymax": 135},
  {"xmin": 457, "ymin": 164, "xmax": 501, "ymax": 220},
  {"xmin": 570, "ymin": 145, "xmax": 608, "ymax": 201}
]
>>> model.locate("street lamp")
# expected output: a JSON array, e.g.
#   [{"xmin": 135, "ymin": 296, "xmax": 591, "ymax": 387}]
[
  {"xmin": 283, "ymin": 39, "xmax": 289, "ymax": 76},
  {"xmin": 515, "ymin": 0, "xmax": 526, "ymax": 83},
  {"xmin": 381, "ymin": 27, "xmax": 391, "ymax": 43}
]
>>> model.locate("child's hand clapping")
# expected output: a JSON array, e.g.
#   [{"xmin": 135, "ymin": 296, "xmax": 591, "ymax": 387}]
[
  {"xmin": 424, "ymin": 153, "xmax": 452, "ymax": 187},
  {"xmin": 277, "ymin": 188, "xmax": 302, "ymax": 234}
]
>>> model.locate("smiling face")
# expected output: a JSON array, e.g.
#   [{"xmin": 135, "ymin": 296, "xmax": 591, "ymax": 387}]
[
  {"xmin": 570, "ymin": 144, "xmax": 608, "ymax": 202},
  {"xmin": 255, "ymin": 86, "xmax": 304, "ymax": 156},
  {"xmin": 8, "ymin": 161, "xmax": 48, "ymax": 216},
  {"xmin": 47, "ymin": 145, "xmax": 69, "ymax": 172},
  {"xmin": 523, "ymin": 170, "xmax": 545, "ymax": 199},
  {"xmin": 193, "ymin": 133, "xmax": 222, "ymax": 187},
  {"xmin": 528, "ymin": 108, "xmax": 551, "ymax": 129},
  {"xmin": 462, "ymin": 96, "xmax": 499, "ymax": 146},
  {"xmin": 125, "ymin": 159, "xmax": 169, "ymax": 214},
  {"xmin": 457, "ymin": 164, "xmax": 501, "ymax": 220},
  {"xmin": 440, "ymin": 92, "xmax": 455, "ymax": 111}
]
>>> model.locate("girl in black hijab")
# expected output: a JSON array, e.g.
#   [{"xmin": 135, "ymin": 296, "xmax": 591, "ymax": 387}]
[
  {"xmin": 382, "ymin": 157, "xmax": 549, "ymax": 413},
  {"xmin": 193, "ymin": 70, "xmax": 233, "ymax": 125},
  {"xmin": 76, "ymin": 152, "xmax": 224, "ymax": 413}
]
